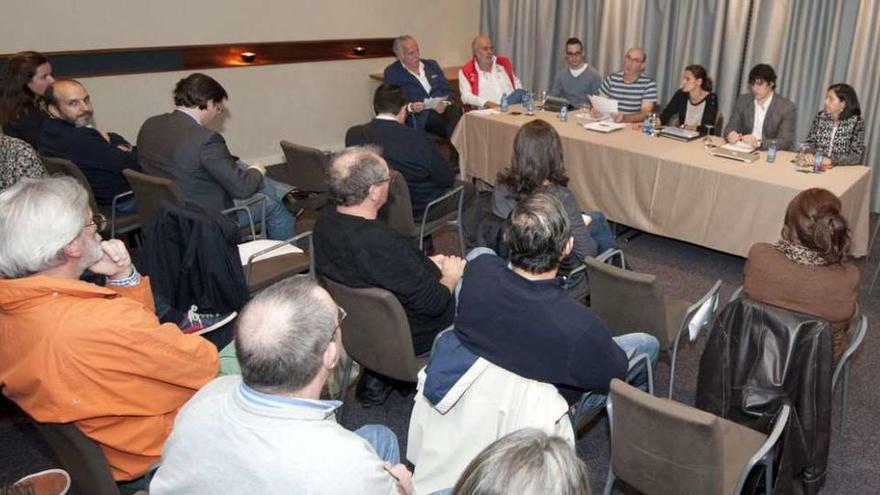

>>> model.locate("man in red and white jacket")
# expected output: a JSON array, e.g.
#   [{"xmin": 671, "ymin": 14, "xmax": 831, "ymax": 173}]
[{"xmin": 458, "ymin": 35, "xmax": 522, "ymax": 109}]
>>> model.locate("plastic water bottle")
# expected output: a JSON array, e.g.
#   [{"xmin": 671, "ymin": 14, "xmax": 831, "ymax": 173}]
[
  {"xmin": 524, "ymin": 92, "xmax": 534, "ymax": 115},
  {"xmin": 642, "ymin": 114, "xmax": 653, "ymax": 135},
  {"xmin": 500, "ymin": 93, "xmax": 509, "ymax": 113},
  {"xmin": 767, "ymin": 139, "xmax": 777, "ymax": 163},
  {"xmin": 559, "ymin": 104, "xmax": 568, "ymax": 123},
  {"xmin": 813, "ymin": 150, "xmax": 823, "ymax": 173}
]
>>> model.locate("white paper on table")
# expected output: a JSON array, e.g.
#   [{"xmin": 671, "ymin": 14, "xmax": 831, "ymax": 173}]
[
  {"xmin": 589, "ymin": 95, "xmax": 618, "ymax": 117},
  {"xmin": 687, "ymin": 298, "xmax": 714, "ymax": 341},
  {"xmin": 721, "ymin": 141, "xmax": 756, "ymax": 152},
  {"xmin": 423, "ymin": 97, "xmax": 449, "ymax": 111},
  {"xmin": 469, "ymin": 109, "xmax": 501, "ymax": 116}
]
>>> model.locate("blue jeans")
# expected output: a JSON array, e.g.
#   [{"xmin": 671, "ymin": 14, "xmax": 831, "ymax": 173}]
[
  {"xmin": 573, "ymin": 332, "xmax": 660, "ymax": 421},
  {"xmin": 234, "ymin": 162, "xmax": 296, "ymax": 241},
  {"xmin": 583, "ymin": 210, "xmax": 616, "ymax": 254},
  {"xmin": 355, "ymin": 425, "xmax": 400, "ymax": 465}
]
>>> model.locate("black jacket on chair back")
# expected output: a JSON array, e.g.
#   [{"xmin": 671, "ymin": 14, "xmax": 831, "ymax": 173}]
[
  {"xmin": 143, "ymin": 200, "xmax": 249, "ymax": 314},
  {"xmin": 696, "ymin": 296, "xmax": 833, "ymax": 495}
]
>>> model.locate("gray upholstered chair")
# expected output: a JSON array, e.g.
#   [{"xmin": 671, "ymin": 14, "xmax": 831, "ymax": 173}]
[
  {"xmin": 276, "ymin": 140, "xmax": 330, "ymax": 211},
  {"xmin": 41, "ymin": 155, "xmax": 139, "ymax": 239},
  {"xmin": 604, "ymin": 379, "xmax": 790, "ymax": 495},
  {"xmin": 378, "ymin": 169, "xmax": 466, "ymax": 256},
  {"xmin": 321, "ymin": 277, "xmax": 428, "ymax": 419},
  {"xmin": 584, "ymin": 254, "xmax": 722, "ymax": 398}
]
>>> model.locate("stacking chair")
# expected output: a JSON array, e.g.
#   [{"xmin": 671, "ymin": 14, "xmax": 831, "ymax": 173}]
[
  {"xmin": 40, "ymin": 155, "xmax": 139, "ymax": 239},
  {"xmin": 585, "ymin": 253, "xmax": 722, "ymax": 398},
  {"xmin": 604, "ymin": 379, "xmax": 790, "ymax": 495},
  {"xmin": 122, "ymin": 168, "xmax": 267, "ymax": 241},
  {"xmin": 378, "ymin": 169, "xmax": 466, "ymax": 255},
  {"xmin": 30, "ymin": 420, "xmax": 120, "ymax": 495},
  {"xmin": 276, "ymin": 140, "xmax": 330, "ymax": 211},
  {"xmin": 321, "ymin": 277, "xmax": 429, "ymax": 418}
]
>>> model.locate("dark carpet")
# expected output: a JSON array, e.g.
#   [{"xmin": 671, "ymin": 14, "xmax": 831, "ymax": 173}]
[{"xmin": 1, "ymin": 222, "xmax": 877, "ymax": 493}]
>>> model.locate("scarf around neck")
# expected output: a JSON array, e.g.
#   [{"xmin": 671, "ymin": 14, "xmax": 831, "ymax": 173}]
[{"xmin": 774, "ymin": 239, "xmax": 828, "ymax": 266}]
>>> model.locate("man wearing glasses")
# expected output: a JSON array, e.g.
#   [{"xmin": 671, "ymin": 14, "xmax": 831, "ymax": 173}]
[
  {"xmin": 549, "ymin": 37, "xmax": 603, "ymax": 108},
  {"xmin": 0, "ymin": 176, "xmax": 219, "ymax": 485},
  {"xmin": 599, "ymin": 47, "xmax": 657, "ymax": 123}
]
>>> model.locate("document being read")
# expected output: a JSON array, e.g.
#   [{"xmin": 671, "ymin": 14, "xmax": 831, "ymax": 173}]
[
  {"xmin": 589, "ymin": 95, "xmax": 618, "ymax": 119},
  {"xmin": 423, "ymin": 97, "xmax": 448, "ymax": 111}
]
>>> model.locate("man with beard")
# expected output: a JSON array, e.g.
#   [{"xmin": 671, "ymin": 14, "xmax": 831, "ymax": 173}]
[
  {"xmin": 0, "ymin": 176, "xmax": 219, "ymax": 484},
  {"xmin": 40, "ymin": 79, "xmax": 140, "ymax": 211}
]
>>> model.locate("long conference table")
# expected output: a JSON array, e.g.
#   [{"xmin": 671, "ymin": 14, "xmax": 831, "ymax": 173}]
[{"xmin": 451, "ymin": 107, "xmax": 871, "ymax": 258}]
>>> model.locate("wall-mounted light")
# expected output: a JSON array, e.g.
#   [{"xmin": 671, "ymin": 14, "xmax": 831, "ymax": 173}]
[
  {"xmin": 240, "ymin": 51, "xmax": 257, "ymax": 63},
  {"xmin": 353, "ymin": 46, "xmax": 367, "ymax": 56}
]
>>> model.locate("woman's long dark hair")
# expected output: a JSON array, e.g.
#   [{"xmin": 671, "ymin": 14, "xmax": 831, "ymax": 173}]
[
  {"xmin": 782, "ymin": 188, "xmax": 851, "ymax": 264},
  {"xmin": 0, "ymin": 51, "xmax": 48, "ymax": 127},
  {"xmin": 497, "ymin": 120, "xmax": 569, "ymax": 201}
]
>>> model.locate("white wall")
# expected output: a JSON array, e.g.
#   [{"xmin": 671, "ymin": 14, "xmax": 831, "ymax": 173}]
[{"xmin": 1, "ymin": 0, "xmax": 479, "ymax": 163}]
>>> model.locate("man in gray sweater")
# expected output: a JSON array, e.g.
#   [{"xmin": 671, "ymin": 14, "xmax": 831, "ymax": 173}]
[
  {"xmin": 549, "ymin": 38, "xmax": 603, "ymax": 108},
  {"xmin": 150, "ymin": 277, "xmax": 413, "ymax": 494}
]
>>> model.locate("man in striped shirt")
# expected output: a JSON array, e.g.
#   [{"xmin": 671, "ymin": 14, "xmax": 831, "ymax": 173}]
[{"xmin": 599, "ymin": 47, "xmax": 657, "ymax": 123}]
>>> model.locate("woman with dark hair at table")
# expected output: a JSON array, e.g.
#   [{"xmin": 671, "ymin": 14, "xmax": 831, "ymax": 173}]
[
  {"xmin": 659, "ymin": 64, "xmax": 718, "ymax": 135},
  {"xmin": 803, "ymin": 83, "xmax": 866, "ymax": 167},
  {"xmin": 0, "ymin": 51, "xmax": 54, "ymax": 149},
  {"xmin": 743, "ymin": 188, "xmax": 859, "ymax": 362},
  {"xmin": 492, "ymin": 120, "xmax": 615, "ymax": 279}
]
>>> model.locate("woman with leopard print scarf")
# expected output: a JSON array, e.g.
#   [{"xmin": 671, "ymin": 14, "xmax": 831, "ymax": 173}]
[{"xmin": 743, "ymin": 188, "xmax": 859, "ymax": 362}]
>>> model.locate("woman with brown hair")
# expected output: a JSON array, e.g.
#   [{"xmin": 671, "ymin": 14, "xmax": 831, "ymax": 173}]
[
  {"xmin": 743, "ymin": 188, "xmax": 859, "ymax": 361},
  {"xmin": 492, "ymin": 120, "xmax": 615, "ymax": 279},
  {"xmin": 0, "ymin": 51, "xmax": 54, "ymax": 148}
]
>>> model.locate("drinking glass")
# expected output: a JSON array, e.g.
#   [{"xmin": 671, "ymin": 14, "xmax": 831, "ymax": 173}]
[
  {"xmin": 536, "ymin": 90, "xmax": 547, "ymax": 110},
  {"xmin": 703, "ymin": 124, "xmax": 715, "ymax": 148}
]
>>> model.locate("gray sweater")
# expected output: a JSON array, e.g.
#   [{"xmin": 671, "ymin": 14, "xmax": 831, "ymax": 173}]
[
  {"xmin": 550, "ymin": 66, "xmax": 603, "ymax": 107},
  {"xmin": 492, "ymin": 182, "xmax": 598, "ymax": 262},
  {"xmin": 150, "ymin": 376, "xmax": 397, "ymax": 495}
]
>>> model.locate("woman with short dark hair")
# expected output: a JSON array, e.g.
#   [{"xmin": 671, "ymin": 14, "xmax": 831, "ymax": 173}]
[
  {"xmin": 804, "ymin": 83, "xmax": 866, "ymax": 166},
  {"xmin": 743, "ymin": 188, "xmax": 859, "ymax": 361},
  {"xmin": 659, "ymin": 64, "xmax": 718, "ymax": 135},
  {"xmin": 492, "ymin": 120, "xmax": 615, "ymax": 282},
  {"xmin": 0, "ymin": 51, "xmax": 54, "ymax": 148}
]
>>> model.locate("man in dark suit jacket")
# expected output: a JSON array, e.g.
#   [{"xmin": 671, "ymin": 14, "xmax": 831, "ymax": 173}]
[
  {"xmin": 137, "ymin": 73, "xmax": 296, "ymax": 241},
  {"xmin": 383, "ymin": 35, "xmax": 462, "ymax": 139},
  {"xmin": 723, "ymin": 64, "xmax": 797, "ymax": 151},
  {"xmin": 40, "ymin": 80, "xmax": 139, "ymax": 211}
]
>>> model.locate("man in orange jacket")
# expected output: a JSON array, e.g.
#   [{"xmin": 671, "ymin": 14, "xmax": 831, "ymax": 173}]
[{"xmin": 0, "ymin": 176, "xmax": 219, "ymax": 482}]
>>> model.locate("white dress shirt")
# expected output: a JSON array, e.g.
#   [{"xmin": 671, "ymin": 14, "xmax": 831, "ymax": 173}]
[
  {"xmin": 458, "ymin": 56, "xmax": 522, "ymax": 108},
  {"xmin": 751, "ymin": 92, "xmax": 774, "ymax": 141},
  {"xmin": 405, "ymin": 61, "xmax": 432, "ymax": 94}
]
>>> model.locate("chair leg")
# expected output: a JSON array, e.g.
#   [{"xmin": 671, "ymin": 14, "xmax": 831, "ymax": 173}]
[
  {"xmin": 603, "ymin": 468, "xmax": 616, "ymax": 495},
  {"xmin": 764, "ymin": 455, "xmax": 774, "ymax": 495},
  {"xmin": 870, "ymin": 258, "xmax": 880, "ymax": 294},
  {"xmin": 868, "ymin": 214, "xmax": 880, "ymax": 258},
  {"xmin": 457, "ymin": 221, "xmax": 465, "ymax": 257},
  {"xmin": 667, "ymin": 344, "xmax": 678, "ymax": 399},
  {"xmin": 840, "ymin": 363, "xmax": 850, "ymax": 434}
]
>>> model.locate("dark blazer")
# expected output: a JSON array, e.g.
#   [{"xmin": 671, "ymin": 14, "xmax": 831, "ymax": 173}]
[
  {"xmin": 39, "ymin": 117, "xmax": 139, "ymax": 205},
  {"xmin": 345, "ymin": 118, "xmax": 454, "ymax": 212},
  {"xmin": 383, "ymin": 59, "xmax": 452, "ymax": 103},
  {"xmin": 659, "ymin": 90, "xmax": 719, "ymax": 135},
  {"xmin": 136, "ymin": 110, "xmax": 263, "ymax": 212},
  {"xmin": 723, "ymin": 92, "xmax": 797, "ymax": 151}
]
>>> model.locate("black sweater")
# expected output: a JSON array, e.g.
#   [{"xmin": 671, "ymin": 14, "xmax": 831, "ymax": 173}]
[
  {"xmin": 313, "ymin": 209, "xmax": 454, "ymax": 354},
  {"xmin": 660, "ymin": 89, "xmax": 719, "ymax": 135},
  {"xmin": 455, "ymin": 254, "xmax": 627, "ymax": 403}
]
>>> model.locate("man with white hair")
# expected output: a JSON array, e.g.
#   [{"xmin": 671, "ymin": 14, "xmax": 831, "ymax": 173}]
[
  {"xmin": 458, "ymin": 35, "xmax": 522, "ymax": 109},
  {"xmin": 151, "ymin": 277, "xmax": 414, "ymax": 494},
  {"xmin": 0, "ymin": 176, "xmax": 219, "ymax": 484}
]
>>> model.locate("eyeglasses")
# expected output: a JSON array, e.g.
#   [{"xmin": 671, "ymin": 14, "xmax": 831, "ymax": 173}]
[
  {"xmin": 85, "ymin": 213, "xmax": 107, "ymax": 232},
  {"xmin": 374, "ymin": 174, "xmax": 395, "ymax": 186},
  {"xmin": 336, "ymin": 306, "xmax": 347, "ymax": 328},
  {"xmin": 565, "ymin": 51, "xmax": 582, "ymax": 56},
  {"xmin": 624, "ymin": 55, "xmax": 645, "ymax": 64}
]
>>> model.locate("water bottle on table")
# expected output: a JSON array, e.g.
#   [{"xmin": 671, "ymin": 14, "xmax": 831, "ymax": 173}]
[
  {"xmin": 642, "ymin": 114, "xmax": 654, "ymax": 135},
  {"xmin": 813, "ymin": 149, "xmax": 824, "ymax": 173},
  {"xmin": 766, "ymin": 139, "xmax": 777, "ymax": 163},
  {"xmin": 559, "ymin": 104, "xmax": 568, "ymax": 122},
  {"xmin": 524, "ymin": 92, "xmax": 534, "ymax": 115},
  {"xmin": 500, "ymin": 93, "xmax": 509, "ymax": 113}
]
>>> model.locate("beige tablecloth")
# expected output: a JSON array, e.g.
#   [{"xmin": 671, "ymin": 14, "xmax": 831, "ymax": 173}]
[{"xmin": 452, "ymin": 108, "xmax": 870, "ymax": 257}]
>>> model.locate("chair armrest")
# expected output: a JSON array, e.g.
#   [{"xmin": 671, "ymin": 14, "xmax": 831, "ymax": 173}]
[
  {"xmin": 223, "ymin": 206, "xmax": 257, "ymax": 240},
  {"xmin": 109, "ymin": 190, "xmax": 135, "ymax": 238},
  {"xmin": 597, "ymin": 248, "xmax": 626, "ymax": 269},
  {"xmin": 734, "ymin": 404, "xmax": 791, "ymax": 494},
  {"xmin": 244, "ymin": 230, "xmax": 313, "ymax": 283}
]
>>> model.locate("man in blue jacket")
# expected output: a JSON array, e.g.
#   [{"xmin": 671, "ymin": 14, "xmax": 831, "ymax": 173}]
[{"xmin": 383, "ymin": 35, "xmax": 462, "ymax": 139}]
